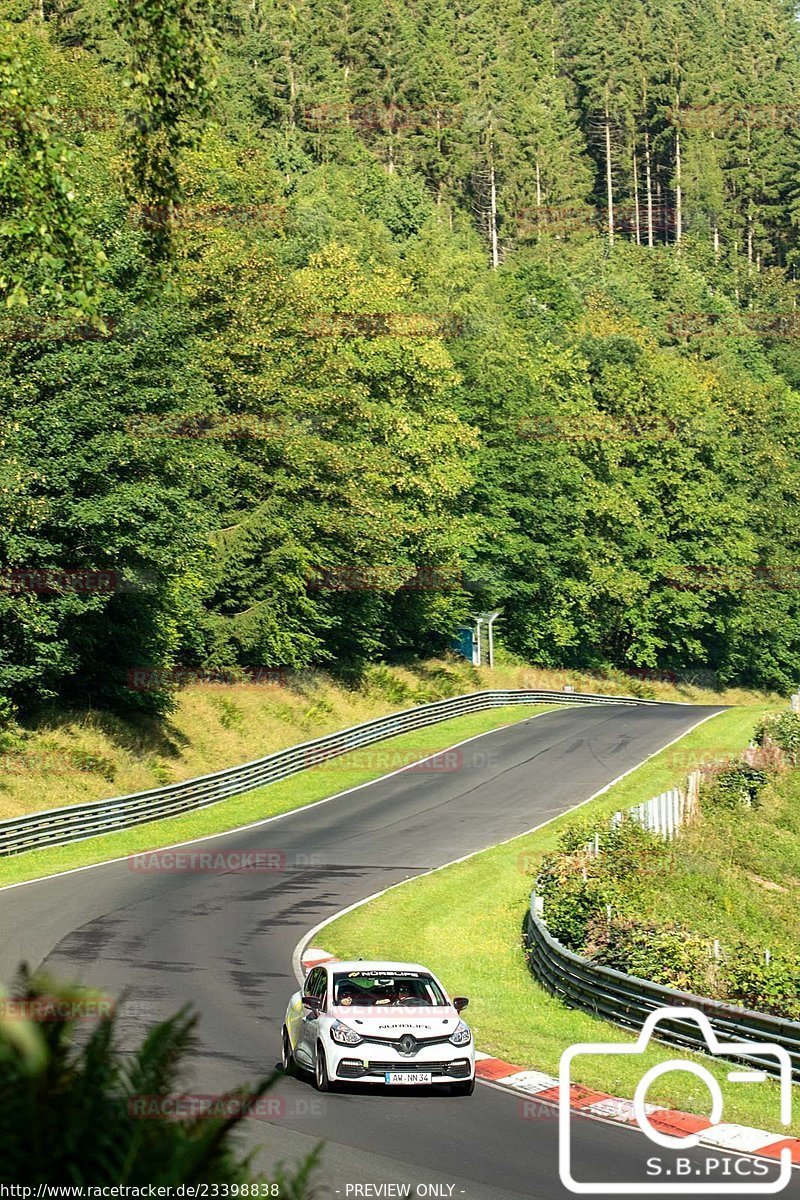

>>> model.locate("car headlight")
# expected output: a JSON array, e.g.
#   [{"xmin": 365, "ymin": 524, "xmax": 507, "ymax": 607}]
[
  {"xmin": 449, "ymin": 1021, "xmax": 471, "ymax": 1046},
  {"xmin": 330, "ymin": 1020, "xmax": 363, "ymax": 1046}
]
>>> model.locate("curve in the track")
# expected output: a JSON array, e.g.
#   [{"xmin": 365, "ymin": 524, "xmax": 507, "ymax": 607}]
[{"xmin": 0, "ymin": 703, "xmax": 794, "ymax": 1199}]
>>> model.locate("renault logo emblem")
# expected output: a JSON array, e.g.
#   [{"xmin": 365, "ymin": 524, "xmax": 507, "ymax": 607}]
[{"xmin": 399, "ymin": 1034, "xmax": 416, "ymax": 1056}]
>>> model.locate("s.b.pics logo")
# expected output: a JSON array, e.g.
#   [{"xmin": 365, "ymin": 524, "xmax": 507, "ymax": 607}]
[{"xmin": 559, "ymin": 1007, "xmax": 793, "ymax": 1194}]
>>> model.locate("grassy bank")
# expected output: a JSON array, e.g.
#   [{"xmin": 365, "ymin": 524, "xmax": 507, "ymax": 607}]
[
  {"xmin": 621, "ymin": 768, "xmax": 800, "ymax": 957},
  {"xmin": 323, "ymin": 704, "xmax": 799, "ymax": 1135},
  {"xmin": 0, "ymin": 656, "xmax": 777, "ymax": 820},
  {"xmin": 0, "ymin": 704, "xmax": 556, "ymax": 889}
]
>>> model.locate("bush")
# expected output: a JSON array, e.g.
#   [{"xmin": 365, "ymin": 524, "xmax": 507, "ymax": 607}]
[
  {"xmin": 554, "ymin": 814, "xmax": 664, "ymax": 870},
  {"xmin": 0, "ymin": 697, "xmax": 16, "ymax": 730},
  {"xmin": 701, "ymin": 760, "xmax": 770, "ymax": 808},
  {"xmin": 586, "ymin": 916, "xmax": 718, "ymax": 994},
  {"xmin": 755, "ymin": 711, "xmax": 800, "ymax": 765},
  {"xmin": 554, "ymin": 818, "xmax": 603, "ymax": 855},
  {"xmin": 537, "ymin": 817, "xmax": 665, "ymax": 948},
  {"xmin": 721, "ymin": 950, "xmax": 800, "ymax": 1020},
  {"xmin": 537, "ymin": 851, "xmax": 606, "ymax": 948}
]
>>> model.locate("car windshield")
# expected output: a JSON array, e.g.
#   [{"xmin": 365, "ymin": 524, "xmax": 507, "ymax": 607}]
[{"xmin": 332, "ymin": 970, "xmax": 447, "ymax": 1007}]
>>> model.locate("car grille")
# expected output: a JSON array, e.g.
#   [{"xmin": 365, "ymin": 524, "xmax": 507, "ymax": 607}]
[
  {"xmin": 336, "ymin": 1059, "xmax": 471, "ymax": 1080},
  {"xmin": 359, "ymin": 1034, "xmax": 454, "ymax": 1050}
]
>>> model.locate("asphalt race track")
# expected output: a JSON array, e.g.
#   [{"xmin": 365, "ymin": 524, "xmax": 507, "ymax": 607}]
[{"xmin": 1, "ymin": 703, "xmax": 796, "ymax": 1199}]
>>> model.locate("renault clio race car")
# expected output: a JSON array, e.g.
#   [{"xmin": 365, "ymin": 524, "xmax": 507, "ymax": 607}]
[{"xmin": 282, "ymin": 960, "xmax": 475, "ymax": 1094}]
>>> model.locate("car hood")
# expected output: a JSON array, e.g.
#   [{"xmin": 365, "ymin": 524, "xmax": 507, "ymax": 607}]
[{"xmin": 329, "ymin": 1006, "xmax": 462, "ymax": 1036}]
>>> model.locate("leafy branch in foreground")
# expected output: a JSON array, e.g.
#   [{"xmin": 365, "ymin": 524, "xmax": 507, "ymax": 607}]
[{"xmin": 0, "ymin": 965, "xmax": 317, "ymax": 1187}]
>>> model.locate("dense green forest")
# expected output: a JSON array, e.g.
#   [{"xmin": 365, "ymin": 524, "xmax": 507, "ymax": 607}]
[{"xmin": 1, "ymin": 0, "xmax": 800, "ymax": 717}]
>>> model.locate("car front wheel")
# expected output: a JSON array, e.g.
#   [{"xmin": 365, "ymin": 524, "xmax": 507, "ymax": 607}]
[
  {"xmin": 314, "ymin": 1041, "xmax": 332, "ymax": 1092},
  {"xmin": 450, "ymin": 1076, "xmax": 475, "ymax": 1096},
  {"xmin": 281, "ymin": 1027, "xmax": 295, "ymax": 1075}
]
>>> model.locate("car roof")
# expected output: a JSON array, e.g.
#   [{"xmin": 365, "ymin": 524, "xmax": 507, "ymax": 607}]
[{"xmin": 325, "ymin": 960, "xmax": 433, "ymax": 974}]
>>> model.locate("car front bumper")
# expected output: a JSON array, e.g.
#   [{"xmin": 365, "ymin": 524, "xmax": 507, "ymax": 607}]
[{"xmin": 329, "ymin": 1040, "xmax": 475, "ymax": 1083}]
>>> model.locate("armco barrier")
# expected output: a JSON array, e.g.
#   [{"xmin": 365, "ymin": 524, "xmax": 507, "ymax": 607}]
[
  {"xmin": 525, "ymin": 903, "xmax": 800, "ymax": 1081},
  {"xmin": 616, "ymin": 775, "xmax": 698, "ymax": 840},
  {"xmin": 0, "ymin": 687, "xmax": 650, "ymax": 860}
]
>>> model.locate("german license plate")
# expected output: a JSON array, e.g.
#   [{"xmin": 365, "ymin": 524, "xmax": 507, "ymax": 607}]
[{"xmin": 384, "ymin": 1071, "xmax": 432, "ymax": 1085}]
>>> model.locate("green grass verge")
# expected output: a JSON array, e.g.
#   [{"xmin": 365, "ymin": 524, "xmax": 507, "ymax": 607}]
[
  {"xmin": 323, "ymin": 704, "xmax": 799, "ymax": 1135},
  {"xmin": 0, "ymin": 704, "xmax": 556, "ymax": 890},
  {"xmin": 622, "ymin": 768, "xmax": 800, "ymax": 956}
]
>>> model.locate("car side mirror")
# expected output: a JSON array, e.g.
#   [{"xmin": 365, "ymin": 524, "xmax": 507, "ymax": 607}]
[
  {"xmin": 302, "ymin": 994, "xmax": 321, "ymax": 1012},
  {"xmin": 453, "ymin": 997, "xmax": 469, "ymax": 1013}
]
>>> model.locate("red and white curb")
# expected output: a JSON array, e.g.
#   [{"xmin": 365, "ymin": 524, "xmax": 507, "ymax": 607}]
[
  {"xmin": 302, "ymin": 948, "xmax": 338, "ymax": 971},
  {"xmin": 301, "ymin": 949, "xmax": 800, "ymax": 1165},
  {"xmin": 474, "ymin": 1051, "xmax": 800, "ymax": 1164}
]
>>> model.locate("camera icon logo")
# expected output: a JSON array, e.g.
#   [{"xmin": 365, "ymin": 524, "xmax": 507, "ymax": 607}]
[{"xmin": 559, "ymin": 1006, "xmax": 793, "ymax": 1194}]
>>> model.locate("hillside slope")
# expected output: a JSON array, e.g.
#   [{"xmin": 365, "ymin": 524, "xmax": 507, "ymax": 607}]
[{"xmin": 0, "ymin": 0, "xmax": 799, "ymax": 723}]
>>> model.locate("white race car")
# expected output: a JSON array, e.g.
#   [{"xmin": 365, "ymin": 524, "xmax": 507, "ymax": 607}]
[{"xmin": 282, "ymin": 960, "xmax": 475, "ymax": 1094}]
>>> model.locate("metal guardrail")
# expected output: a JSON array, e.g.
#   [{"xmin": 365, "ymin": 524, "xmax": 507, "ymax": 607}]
[
  {"xmin": 525, "ymin": 903, "xmax": 800, "ymax": 1081},
  {"xmin": 617, "ymin": 778, "xmax": 699, "ymax": 840},
  {"xmin": 0, "ymin": 687, "xmax": 650, "ymax": 860}
]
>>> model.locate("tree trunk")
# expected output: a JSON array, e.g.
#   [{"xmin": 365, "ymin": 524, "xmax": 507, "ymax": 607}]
[
  {"xmin": 535, "ymin": 160, "xmax": 542, "ymax": 242},
  {"xmin": 674, "ymin": 94, "xmax": 683, "ymax": 249},
  {"xmin": 710, "ymin": 130, "xmax": 719, "ymax": 258},
  {"xmin": 644, "ymin": 130, "xmax": 654, "ymax": 247},
  {"xmin": 733, "ymin": 244, "xmax": 740, "ymax": 301},
  {"xmin": 746, "ymin": 124, "xmax": 753, "ymax": 270},
  {"xmin": 632, "ymin": 148, "xmax": 640, "ymax": 244},
  {"xmin": 489, "ymin": 153, "xmax": 499, "ymax": 269},
  {"xmin": 286, "ymin": 48, "xmax": 297, "ymax": 127},
  {"xmin": 604, "ymin": 105, "xmax": 614, "ymax": 246}
]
